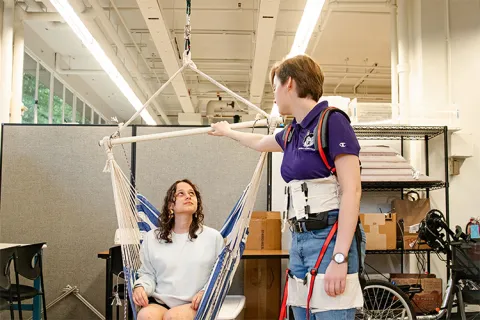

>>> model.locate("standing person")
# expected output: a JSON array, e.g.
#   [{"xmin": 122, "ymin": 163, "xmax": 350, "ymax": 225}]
[{"xmin": 209, "ymin": 54, "xmax": 365, "ymax": 319}]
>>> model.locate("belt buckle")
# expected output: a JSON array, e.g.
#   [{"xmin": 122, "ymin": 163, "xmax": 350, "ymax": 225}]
[
  {"xmin": 289, "ymin": 219, "xmax": 305, "ymax": 233},
  {"xmin": 294, "ymin": 221, "xmax": 304, "ymax": 233}
]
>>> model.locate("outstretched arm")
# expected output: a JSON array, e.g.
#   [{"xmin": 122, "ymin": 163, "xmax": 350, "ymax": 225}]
[{"xmin": 209, "ymin": 121, "xmax": 282, "ymax": 152}]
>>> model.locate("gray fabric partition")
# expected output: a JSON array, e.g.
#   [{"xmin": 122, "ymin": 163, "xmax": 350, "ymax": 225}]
[
  {"xmin": 0, "ymin": 125, "xmax": 132, "ymax": 320},
  {"xmin": 0, "ymin": 124, "xmax": 268, "ymax": 320}
]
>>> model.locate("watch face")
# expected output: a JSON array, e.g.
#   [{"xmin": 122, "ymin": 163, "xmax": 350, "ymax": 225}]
[{"xmin": 334, "ymin": 253, "xmax": 345, "ymax": 263}]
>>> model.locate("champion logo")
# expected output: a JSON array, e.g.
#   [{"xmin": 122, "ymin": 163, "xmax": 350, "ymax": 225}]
[{"xmin": 339, "ymin": 142, "xmax": 346, "ymax": 148}]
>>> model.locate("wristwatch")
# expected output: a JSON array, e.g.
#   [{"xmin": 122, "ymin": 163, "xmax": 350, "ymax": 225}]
[{"xmin": 332, "ymin": 252, "xmax": 348, "ymax": 264}]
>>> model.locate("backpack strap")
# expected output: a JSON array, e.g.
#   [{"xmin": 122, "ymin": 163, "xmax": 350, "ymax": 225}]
[
  {"xmin": 281, "ymin": 124, "xmax": 295, "ymax": 150},
  {"xmin": 280, "ymin": 107, "xmax": 359, "ymax": 176},
  {"xmin": 313, "ymin": 107, "xmax": 350, "ymax": 175},
  {"xmin": 313, "ymin": 106, "xmax": 351, "ymax": 175}
]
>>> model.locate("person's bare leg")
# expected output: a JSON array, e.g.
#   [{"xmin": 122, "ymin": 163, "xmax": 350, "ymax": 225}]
[
  {"xmin": 137, "ymin": 304, "xmax": 168, "ymax": 320},
  {"xmin": 163, "ymin": 303, "xmax": 196, "ymax": 320}
]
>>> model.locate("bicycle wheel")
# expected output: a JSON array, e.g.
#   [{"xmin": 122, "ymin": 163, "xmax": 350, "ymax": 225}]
[{"xmin": 356, "ymin": 279, "xmax": 417, "ymax": 320}]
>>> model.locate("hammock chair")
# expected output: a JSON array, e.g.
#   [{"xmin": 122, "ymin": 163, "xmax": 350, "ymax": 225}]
[{"xmin": 100, "ymin": 2, "xmax": 281, "ymax": 319}]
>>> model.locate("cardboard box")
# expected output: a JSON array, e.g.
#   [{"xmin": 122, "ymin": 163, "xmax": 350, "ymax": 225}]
[
  {"xmin": 403, "ymin": 232, "xmax": 431, "ymax": 250},
  {"xmin": 391, "ymin": 275, "xmax": 442, "ymax": 313},
  {"xmin": 391, "ymin": 197, "xmax": 430, "ymax": 232},
  {"xmin": 244, "ymin": 259, "xmax": 281, "ymax": 319},
  {"xmin": 360, "ymin": 213, "xmax": 397, "ymax": 250},
  {"xmin": 246, "ymin": 211, "xmax": 281, "ymax": 250}
]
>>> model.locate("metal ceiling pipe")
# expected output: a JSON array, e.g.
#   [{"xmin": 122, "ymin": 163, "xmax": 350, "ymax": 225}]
[
  {"xmin": 329, "ymin": 0, "xmax": 391, "ymax": 8},
  {"xmin": 309, "ymin": 1, "xmax": 333, "ymax": 55},
  {"xmin": 66, "ymin": 0, "xmax": 166, "ymax": 124},
  {"xmin": 86, "ymin": 0, "xmax": 171, "ymax": 124},
  {"xmin": 107, "ymin": 0, "xmax": 162, "ymax": 86}
]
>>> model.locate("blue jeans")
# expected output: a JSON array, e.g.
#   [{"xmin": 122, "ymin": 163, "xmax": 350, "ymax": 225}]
[{"xmin": 289, "ymin": 211, "xmax": 366, "ymax": 320}]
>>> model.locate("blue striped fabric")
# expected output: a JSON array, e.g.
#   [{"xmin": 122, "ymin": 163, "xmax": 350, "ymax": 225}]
[{"xmin": 136, "ymin": 194, "xmax": 160, "ymax": 236}]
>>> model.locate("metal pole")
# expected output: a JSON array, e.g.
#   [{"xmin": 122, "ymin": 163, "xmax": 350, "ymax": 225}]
[
  {"xmin": 34, "ymin": 61, "xmax": 39, "ymax": 123},
  {"xmin": 100, "ymin": 119, "xmax": 269, "ymax": 147},
  {"xmin": 397, "ymin": 0, "xmax": 409, "ymax": 123},
  {"xmin": 425, "ymin": 135, "xmax": 430, "ymax": 198},
  {"xmin": 48, "ymin": 71, "xmax": 54, "ymax": 124},
  {"xmin": 62, "ymin": 85, "xmax": 65, "ymax": 123},
  {"xmin": 72, "ymin": 95, "xmax": 76, "ymax": 123},
  {"xmin": 390, "ymin": 0, "xmax": 399, "ymax": 122},
  {"xmin": 443, "ymin": 126, "xmax": 450, "ymax": 281}
]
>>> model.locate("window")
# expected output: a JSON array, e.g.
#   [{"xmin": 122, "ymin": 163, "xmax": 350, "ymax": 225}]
[
  {"xmin": 22, "ymin": 53, "xmax": 37, "ymax": 123},
  {"xmin": 53, "ymin": 78, "xmax": 64, "ymax": 124},
  {"xmin": 84, "ymin": 104, "xmax": 92, "ymax": 124},
  {"xmin": 37, "ymin": 65, "xmax": 51, "ymax": 124},
  {"xmin": 21, "ymin": 52, "xmax": 104, "ymax": 125},
  {"xmin": 76, "ymin": 97, "xmax": 83, "ymax": 124},
  {"xmin": 64, "ymin": 89, "xmax": 74, "ymax": 123}
]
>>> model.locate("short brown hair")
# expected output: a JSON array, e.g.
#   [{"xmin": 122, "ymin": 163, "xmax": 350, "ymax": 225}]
[{"xmin": 269, "ymin": 55, "xmax": 324, "ymax": 101}]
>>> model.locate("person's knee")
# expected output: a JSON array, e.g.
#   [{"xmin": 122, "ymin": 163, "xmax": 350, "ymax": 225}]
[
  {"xmin": 137, "ymin": 308, "xmax": 152, "ymax": 320},
  {"xmin": 137, "ymin": 306, "xmax": 161, "ymax": 320},
  {"xmin": 163, "ymin": 310, "xmax": 179, "ymax": 320},
  {"xmin": 163, "ymin": 308, "xmax": 194, "ymax": 320}
]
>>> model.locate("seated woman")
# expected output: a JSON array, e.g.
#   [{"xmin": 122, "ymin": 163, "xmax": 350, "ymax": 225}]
[{"xmin": 133, "ymin": 179, "xmax": 225, "ymax": 320}]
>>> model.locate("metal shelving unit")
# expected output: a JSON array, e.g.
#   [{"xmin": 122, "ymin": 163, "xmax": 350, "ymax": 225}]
[
  {"xmin": 361, "ymin": 180, "xmax": 446, "ymax": 192},
  {"xmin": 354, "ymin": 125, "xmax": 450, "ymax": 276},
  {"xmin": 354, "ymin": 125, "xmax": 445, "ymax": 140}
]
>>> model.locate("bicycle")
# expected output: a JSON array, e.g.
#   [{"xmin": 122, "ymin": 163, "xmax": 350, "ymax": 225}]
[{"xmin": 355, "ymin": 209, "xmax": 480, "ymax": 320}]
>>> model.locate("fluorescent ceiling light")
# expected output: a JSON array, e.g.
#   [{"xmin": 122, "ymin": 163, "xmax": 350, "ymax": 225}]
[
  {"xmin": 271, "ymin": 0, "xmax": 326, "ymax": 117},
  {"xmin": 48, "ymin": 0, "xmax": 156, "ymax": 125},
  {"xmin": 288, "ymin": 0, "xmax": 326, "ymax": 58}
]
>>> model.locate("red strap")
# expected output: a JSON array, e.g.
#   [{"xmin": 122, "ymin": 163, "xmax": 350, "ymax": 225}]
[
  {"xmin": 283, "ymin": 125, "xmax": 292, "ymax": 150},
  {"xmin": 317, "ymin": 107, "xmax": 337, "ymax": 175},
  {"xmin": 305, "ymin": 222, "xmax": 338, "ymax": 320},
  {"xmin": 279, "ymin": 269, "xmax": 290, "ymax": 320}
]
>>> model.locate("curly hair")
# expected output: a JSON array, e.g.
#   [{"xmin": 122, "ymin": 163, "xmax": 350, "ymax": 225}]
[{"xmin": 155, "ymin": 179, "xmax": 204, "ymax": 243}]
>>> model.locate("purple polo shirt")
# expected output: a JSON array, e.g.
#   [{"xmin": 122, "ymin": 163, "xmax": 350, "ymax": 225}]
[{"xmin": 275, "ymin": 101, "xmax": 360, "ymax": 183}]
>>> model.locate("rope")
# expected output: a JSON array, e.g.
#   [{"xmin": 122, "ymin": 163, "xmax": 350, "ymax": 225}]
[{"xmin": 189, "ymin": 66, "xmax": 270, "ymax": 118}]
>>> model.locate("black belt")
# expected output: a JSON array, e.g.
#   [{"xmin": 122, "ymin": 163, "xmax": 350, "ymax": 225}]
[{"xmin": 289, "ymin": 211, "xmax": 338, "ymax": 233}]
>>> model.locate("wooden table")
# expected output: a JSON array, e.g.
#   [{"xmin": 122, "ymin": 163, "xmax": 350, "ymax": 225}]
[
  {"xmin": 243, "ymin": 249, "xmax": 289, "ymax": 259},
  {"xmin": 98, "ymin": 249, "xmax": 289, "ymax": 260}
]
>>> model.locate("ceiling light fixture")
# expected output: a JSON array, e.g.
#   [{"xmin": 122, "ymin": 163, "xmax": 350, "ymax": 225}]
[
  {"xmin": 48, "ymin": 0, "xmax": 156, "ymax": 125},
  {"xmin": 271, "ymin": 0, "xmax": 326, "ymax": 117}
]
